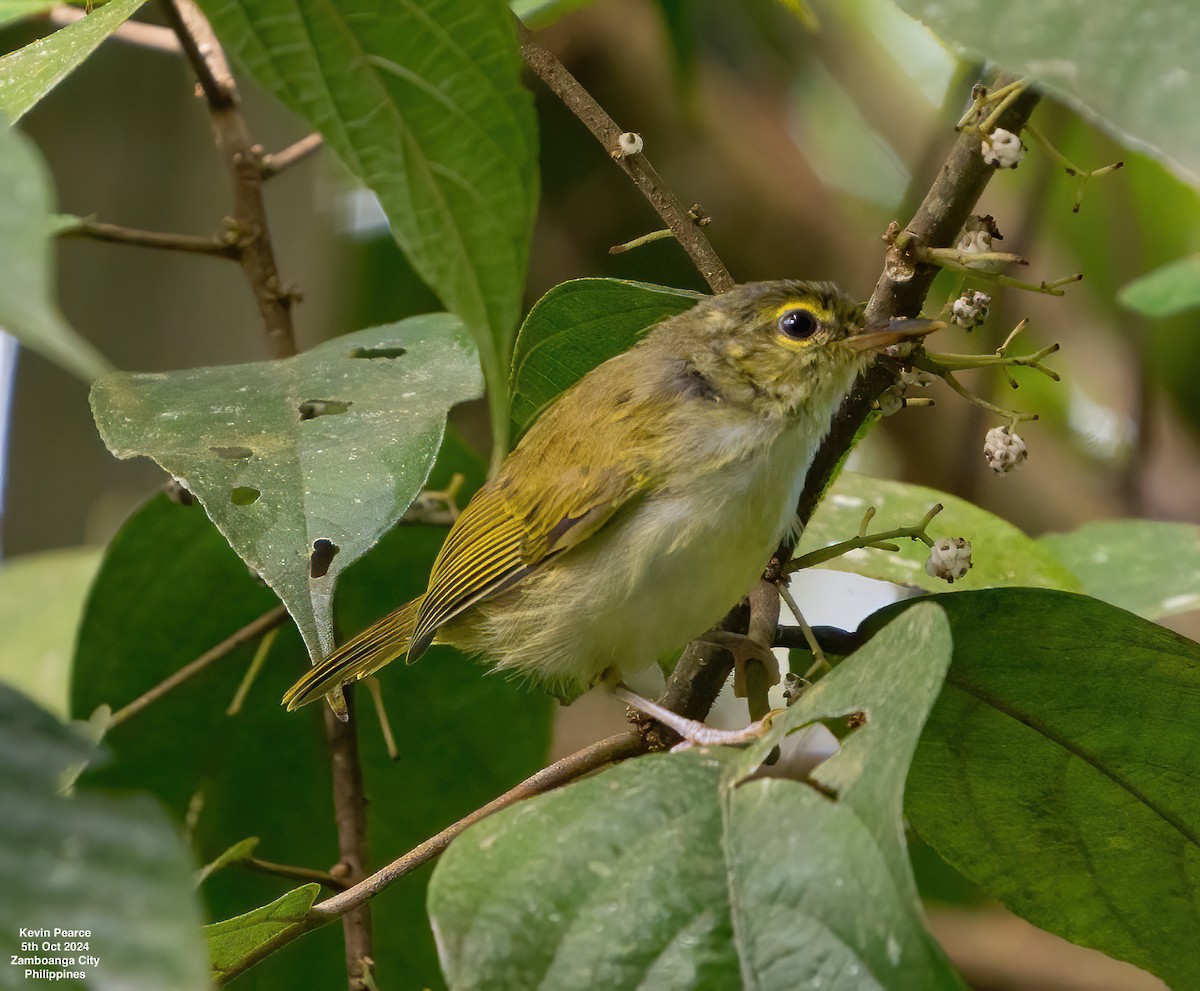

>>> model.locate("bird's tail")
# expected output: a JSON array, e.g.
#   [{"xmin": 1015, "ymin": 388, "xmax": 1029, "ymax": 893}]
[{"xmin": 282, "ymin": 595, "xmax": 425, "ymax": 711}]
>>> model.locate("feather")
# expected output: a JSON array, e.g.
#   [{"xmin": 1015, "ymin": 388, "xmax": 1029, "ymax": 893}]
[{"xmin": 282, "ymin": 596, "xmax": 424, "ymax": 710}]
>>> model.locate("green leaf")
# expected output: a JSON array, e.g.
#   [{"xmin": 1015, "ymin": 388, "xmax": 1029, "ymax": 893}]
[
  {"xmin": 509, "ymin": 278, "xmax": 703, "ymax": 436},
  {"xmin": 0, "ymin": 684, "xmax": 210, "ymax": 991},
  {"xmin": 894, "ymin": 0, "xmax": 1200, "ymax": 184},
  {"xmin": 0, "ymin": 0, "xmax": 147, "ymax": 122},
  {"xmin": 196, "ymin": 0, "xmax": 539, "ymax": 443},
  {"xmin": 1119, "ymin": 252, "xmax": 1200, "ymax": 317},
  {"xmin": 90, "ymin": 315, "xmax": 481, "ymax": 663},
  {"xmin": 0, "ymin": 546, "xmax": 101, "ymax": 718},
  {"xmin": 73, "ymin": 437, "xmax": 553, "ymax": 988},
  {"xmin": 196, "ymin": 836, "xmax": 260, "ymax": 887},
  {"xmin": 0, "ymin": 126, "xmax": 111, "ymax": 382},
  {"xmin": 901, "ymin": 588, "xmax": 1200, "ymax": 990},
  {"xmin": 0, "ymin": 0, "xmax": 57, "ymax": 28},
  {"xmin": 509, "ymin": 0, "xmax": 592, "ymax": 28},
  {"xmin": 204, "ymin": 884, "xmax": 320, "ymax": 983},
  {"xmin": 1039, "ymin": 519, "xmax": 1200, "ymax": 620},
  {"xmin": 799, "ymin": 472, "xmax": 1080, "ymax": 593},
  {"xmin": 430, "ymin": 604, "xmax": 963, "ymax": 990}
]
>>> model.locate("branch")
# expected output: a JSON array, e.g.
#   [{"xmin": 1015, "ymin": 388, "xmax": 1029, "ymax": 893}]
[
  {"xmin": 793, "ymin": 79, "xmax": 1041, "ymax": 531},
  {"xmin": 110, "ymin": 606, "xmax": 288, "ymax": 727},
  {"xmin": 216, "ymin": 731, "xmax": 645, "ymax": 983},
  {"xmin": 160, "ymin": 0, "xmax": 298, "ymax": 360},
  {"xmin": 312, "ymin": 730, "xmax": 643, "ymax": 919},
  {"xmin": 323, "ymin": 700, "xmax": 373, "ymax": 989},
  {"xmin": 517, "ymin": 22, "xmax": 734, "ymax": 294},
  {"xmin": 260, "ymin": 133, "xmax": 325, "ymax": 180},
  {"xmin": 61, "ymin": 219, "xmax": 240, "ymax": 259}
]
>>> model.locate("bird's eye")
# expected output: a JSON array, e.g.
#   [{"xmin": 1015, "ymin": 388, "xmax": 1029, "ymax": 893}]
[{"xmin": 777, "ymin": 308, "xmax": 819, "ymax": 340}]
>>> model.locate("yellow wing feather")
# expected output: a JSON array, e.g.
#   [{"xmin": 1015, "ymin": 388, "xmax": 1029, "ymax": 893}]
[{"xmin": 282, "ymin": 596, "xmax": 424, "ymax": 710}]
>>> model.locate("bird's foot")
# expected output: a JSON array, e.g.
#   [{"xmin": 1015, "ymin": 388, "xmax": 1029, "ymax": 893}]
[
  {"xmin": 699, "ymin": 630, "xmax": 780, "ymax": 698},
  {"xmin": 614, "ymin": 685, "xmax": 779, "ymax": 751}
]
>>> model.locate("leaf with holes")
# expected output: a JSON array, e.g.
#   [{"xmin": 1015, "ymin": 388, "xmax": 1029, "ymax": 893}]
[
  {"xmin": 0, "ymin": 0, "xmax": 147, "ymax": 121},
  {"xmin": 0, "ymin": 126, "xmax": 111, "ymax": 382},
  {"xmin": 799, "ymin": 472, "xmax": 1080, "ymax": 593},
  {"xmin": 89, "ymin": 315, "xmax": 482, "ymax": 664},
  {"xmin": 891, "ymin": 589, "xmax": 1200, "ymax": 989},
  {"xmin": 196, "ymin": 0, "xmax": 537, "ymax": 448},
  {"xmin": 509, "ymin": 278, "xmax": 703, "ymax": 437},
  {"xmin": 0, "ymin": 684, "xmax": 210, "ymax": 991},
  {"xmin": 430, "ymin": 604, "xmax": 963, "ymax": 990}
]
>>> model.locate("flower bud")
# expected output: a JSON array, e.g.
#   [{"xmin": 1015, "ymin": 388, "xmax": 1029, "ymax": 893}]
[
  {"xmin": 984, "ymin": 425, "xmax": 1028, "ymax": 474},
  {"xmin": 982, "ymin": 128, "xmax": 1025, "ymax": 168},
  {"xmin": 617, "ymin": 131, "xmax": 644, "ymax": 157},
  {"xmin": 877, "ymin": 384, "xmax": 904, "ymax": 416},
  {"xmin": 951, "ymin": 290, "xmax": 992, "ymax": 329},
  {"xmin": 925, "ymin": 537, "xmax": 972, "ymax": 583}
]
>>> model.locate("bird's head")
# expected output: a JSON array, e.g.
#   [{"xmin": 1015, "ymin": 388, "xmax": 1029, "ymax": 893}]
[{"xmin": 659, "ymin": 280, "xmax": 942, "ymax": 417}]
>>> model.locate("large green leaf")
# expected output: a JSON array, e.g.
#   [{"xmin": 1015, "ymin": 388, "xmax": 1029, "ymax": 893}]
[
  {"xmin": 900, "ymin": 589, "xmax": 1200, "ymax": 990},
  {"xmin": 0, "ymin": 684, "xmax": 210, "ymax": 991},
  {"xmin": 90, "ymin": 316, "xmax": 481, "ymax": 664},
  {"xmin": 197, "ymin": 0, "xmax": 539, "ymax": 443},
  {"xmin": 895, "ymin": 0, "xmax": 1200, "ymax": 184},
  {"xmin": 0, "ymin": 0, "xmax": 147, "ymax": 121},
  {"xmin": 1040, "ymin": 519, "xmax": 1200, "ymax": 620},
  {"xmin": 73, "ymin": 438, "xmax": 553, "ymax": 989},
  {"xmin": 509, "ymin": 278, "xmax": 703, "ymax": 437},
  {"xmin": 799, "ymin": 472, "xmax": 1080, "ymax": 593},
  {"xmin": 0, "ymin": 546, "xmax": 101, "ymax": 718},
  {"xmin": 430, "ymin": 604, "xmax": 963, "ymax": 990},
  {"xmin": 1119, "ymin": 252, "xmax": 1200, "ymax": 317},
  {"xmin": 0, "ymin": 126, "xmax": 110, "ymax": 382}
]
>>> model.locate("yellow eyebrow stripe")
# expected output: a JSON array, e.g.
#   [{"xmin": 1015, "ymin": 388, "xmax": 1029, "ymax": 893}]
[{"xmin": 772, "ymin": 300, "xmax": 833, "ymax": 323}]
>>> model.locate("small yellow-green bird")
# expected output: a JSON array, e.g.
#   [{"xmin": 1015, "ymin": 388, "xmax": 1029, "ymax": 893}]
[{"xmin": 283, "ymin": 281, "xmax": 938, "ymax": 711}]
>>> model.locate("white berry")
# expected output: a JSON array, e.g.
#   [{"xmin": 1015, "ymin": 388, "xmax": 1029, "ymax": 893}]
[
  {"xmin": 925, "ymin": 537, "xmax": 973, "ymax": 583},
  {"xmin": 984, "ymin": 425, "xmax": 1028, "ymax": 474},
  {"xmin": 982, "ymin": 128, "xmax": 1025, "ymax": 168}
]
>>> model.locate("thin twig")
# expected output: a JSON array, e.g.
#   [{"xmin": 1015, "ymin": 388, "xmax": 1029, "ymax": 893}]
[
  {"xmin": 61, "ymin": 219, "xmax": 240, "ymax": 259},
  {"xmin": 243, "ymin": 857, "xmax": 349, "ymax": 892},
  {"xmin": 260, "ymin": 133, "xmax": 326, "ymax": 179},
  {"xmin": 161, "ymin": 0, "xmax": 298, "ymax": 360},
  {"xmin": 110, "ymin": 606, "xmax": 288, "ymax": 727},
  {"xmin": 517, "ymin": 23, "xmax": 734, "ymax": 293},
  {"xmin": 775, "ymin": 581, "xmax": 830, "ymax": 678},
  {"xmin": 48, "ymin": 5, "xmax": 183, "ymax": 53}
]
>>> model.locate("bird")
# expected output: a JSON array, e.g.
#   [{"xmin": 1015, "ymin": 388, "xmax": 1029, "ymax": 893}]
[{"xmin": 283, "ymin": 280, "xmax": 940, "ymax": 713}]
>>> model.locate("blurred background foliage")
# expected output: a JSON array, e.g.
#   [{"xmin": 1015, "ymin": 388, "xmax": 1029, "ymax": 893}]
[{"xmin": 2, "ymin": 0, "xmax": 1199, "ymax": 987}]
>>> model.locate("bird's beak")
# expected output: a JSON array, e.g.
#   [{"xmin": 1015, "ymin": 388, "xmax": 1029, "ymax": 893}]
[{"xmin": 844, "ymin": 317, "xmax": 945, "ymax": 354}]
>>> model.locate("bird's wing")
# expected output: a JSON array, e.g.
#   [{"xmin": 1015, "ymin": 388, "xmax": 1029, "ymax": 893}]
[
  {"xmin": 408, "ymin": 377, "xmax": 657, "ymax": 660},
  {"xmin": 408, "ymin": 463, "xmax": 650, "ymax": 660}
]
